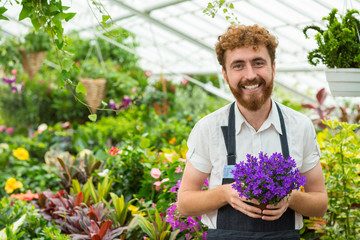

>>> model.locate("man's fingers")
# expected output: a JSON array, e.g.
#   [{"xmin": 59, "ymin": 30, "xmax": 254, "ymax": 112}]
[{"xmin": 230, "ymin": 199, "xmax": 263, "ymax": 218}]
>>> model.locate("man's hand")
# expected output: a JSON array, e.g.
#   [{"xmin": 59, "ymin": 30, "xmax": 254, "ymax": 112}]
[
  {"xmin": 224, "ymin": 183, "xmax": 263, "ymax": 219},
  {"xmin": 261, "ymin": 198, "xmax": 289, "ymax": 221}
]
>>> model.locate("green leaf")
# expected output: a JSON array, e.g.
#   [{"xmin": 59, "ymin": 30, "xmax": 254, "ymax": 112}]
[
  {"xmin": 76, "ymin": 82, "xmax": 87, "ymax": 95},
  {"xmin": 0, "ymin": 15, "xmax": 8, "ymax": 21},
  {"xmin": 102, "ymin": 14, "xmax": 110, "ymax": 22},
  {"xmin": 72, "ymin": 179, "xmax": 81, "ymax": 194},
  {"xmin": 136, "ymin": 215, "xmax": 156, "ymax": 239},
  {"xmin": 140, "ymin": 138, "xmax": 150, "ymax": 149},
  {"xmin": 169, "ymin": 229, "xmax": 180, "ymax": 240},
  {"xmin": 18, "ymin": 6, "xmax": 31, "ymax": 21},
  {"xmin": 55, "ymin": 39, "xmax": 64, "ymax": 50},
  {"xmin": 30, "ymin": 17, "xmax": 41, "ymax": 31},
  {"xmin": 65, "ymin": 12, "xmax": 76, "ymax": 22},
  {"xmin": 0, "ymin": 7, "xmax": 7, "ymax": 15},
  {"xmin": 88, "ymin": 114, "xmax": 97, "ymax": 122},
  {"xmin": 0, "ymin": 7, "xmax": 8, "ymax": 20}
]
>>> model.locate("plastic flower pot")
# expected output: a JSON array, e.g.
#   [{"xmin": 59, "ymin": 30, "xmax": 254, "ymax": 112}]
[{"xmin": 325, "ymin": 68, "xmax": 360, "ymax": 97}]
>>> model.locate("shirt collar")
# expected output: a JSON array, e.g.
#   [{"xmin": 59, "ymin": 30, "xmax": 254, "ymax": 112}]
[{"xmin": 234, "ymin": 99, "xmax": 283, "ymax": 135}]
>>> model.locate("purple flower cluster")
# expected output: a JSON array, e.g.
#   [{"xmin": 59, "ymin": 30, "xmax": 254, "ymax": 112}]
[
  {"xmin": 165, "ymin": 202, "xmax": 202, "ymax": 233},
  {"xmin": 108, "ymin": 97, "xmax": 131, "ymax": 111},
  {"xmin": 231, "ymin": 152, "xmax": 306, "ymax": 205},
  {"xmin": 165, "ymin": 179, "xmax": 208, "ymax": 239},
  {"xmin": 2, "ymin": 76, "xmax": 24, "ymax": 94}
]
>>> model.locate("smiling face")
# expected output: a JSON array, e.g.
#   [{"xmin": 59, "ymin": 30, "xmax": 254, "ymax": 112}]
[{"xmin": 222, "ymin": 45, "xmax": 275, "ymax": 111}]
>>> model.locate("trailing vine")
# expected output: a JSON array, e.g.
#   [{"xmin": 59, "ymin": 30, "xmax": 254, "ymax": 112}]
[
  {"xmin": 0, "ymin": 0, "xmax": 114, "ymax": 121},
  {"xmin": 203, "ymin": 0, "xmax": 239, "ymax": 24}
]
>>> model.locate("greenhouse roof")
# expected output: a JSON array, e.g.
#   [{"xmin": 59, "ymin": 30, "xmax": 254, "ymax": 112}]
[{"xmin": 2, "ymin": 0, "xmax": 360, "ymax": 103}]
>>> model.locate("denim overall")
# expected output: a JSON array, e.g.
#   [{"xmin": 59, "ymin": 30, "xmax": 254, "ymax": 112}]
[{"xmin": 207, "ymin": 102, "xmax": 300, "ymax": 240}]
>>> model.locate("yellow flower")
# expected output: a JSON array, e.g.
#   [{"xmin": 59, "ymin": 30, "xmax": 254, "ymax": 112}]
[
  {"xmin": 186, "ymin": 116, "xmax": 192, "ymax": 121},
  {"xmin": 5, "ymin": 178, "xmax": 23, "ymax": 193},
  {"xmin": 128, "ymin": 204, "xmax": 139, "ymax": 215},
  {"xmin": 13, "ymin": 147, "xmax": 29, "ymax": 160},
  {"xmin": 168, "ymin": 137, "xmax": 176, "ymax": 145}
]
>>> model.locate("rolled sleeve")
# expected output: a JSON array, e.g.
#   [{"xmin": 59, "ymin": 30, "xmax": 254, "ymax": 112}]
[
  {"xmin": 300, "ymin": 119, "xmax": 320, "ymax": 173},
  {"xmin": 186, "ymin": 120, "xmax": 212, "ymax": 173}
]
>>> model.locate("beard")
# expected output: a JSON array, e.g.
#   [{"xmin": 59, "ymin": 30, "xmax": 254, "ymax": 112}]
[{"xmin": 228, "ymin": 75, "xmax": 273, "ymax": 111}]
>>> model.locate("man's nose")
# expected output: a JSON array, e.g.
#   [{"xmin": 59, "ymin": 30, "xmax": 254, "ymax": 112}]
[{"xmin": 243, "ymin": 65, "xmax": 257, "ymax": 80}]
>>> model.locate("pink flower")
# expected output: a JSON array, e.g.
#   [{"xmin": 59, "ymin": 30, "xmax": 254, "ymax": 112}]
[
  {"xmin": 181, "ymin": 78, "xmax": 188, "ymax": 85},
  {"xmin": 175, "ymin": 165, "xmax": 183, "ymax": 173},
  {"xmin": 61, "ymin": 122, "xmax": 71, "ymax": 129},
  {"xmin": 153, "ymin": 181, "xmax": 161, "ymax": 191},
  {"xmin": 5, "ymin": 127, "xmax": 14, "ymax": 135},
  {"xmin": 11, "ymin": 69, "xmax": 17, "ymax": 76},
  {"xmin": 145, "ymin": 71, "xmax": 152, "ymax": 77},
  {"xmin": 152, "ymin": 203, "xmax": 157, "ymax": 208},
  {"xmin": 132, "ymin": 87, "xmax": 137, "ymax": 93},
  {"xmin": 109, "ymin": 146, "xmax": 120, "ymax": 156},
  {"xmin": 153, "ymin": 178, "xmax": 169, "ymax": 191},
  {"xmin": 150, "ymin": 168, "xmax": 161, "ymax": 179},
  {"xmin": 0, "ymin": 125, "xmax": 6, "ymax": 132},
  {"xmin": 179, "ymin": 158, "xmax": 186, "ymax": 162}
]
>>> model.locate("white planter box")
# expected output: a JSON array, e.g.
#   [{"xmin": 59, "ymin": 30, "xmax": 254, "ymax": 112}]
[{"xmin": 325, "ymin": 68, "xmax": 360, "ymax": 97}]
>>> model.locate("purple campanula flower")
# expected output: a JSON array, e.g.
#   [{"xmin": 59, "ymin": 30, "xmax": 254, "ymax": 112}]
[
  {"xmin": 231, "ymin": 152, "xmax": 306, "ymax": 205},
  {"xmin": 120, "ymin": 96, "xmax": 131, "ymax": 109},
  {"xmin": 108, "ymin": 99, "xmax": 117, "ymax": 110},
  {"xmin": 11, "ymin": 83, "xmax": 24, "ymax": 93},
  {"xmin": 2, "ymin": 77, "xmax": 16, "ymax": 84}
]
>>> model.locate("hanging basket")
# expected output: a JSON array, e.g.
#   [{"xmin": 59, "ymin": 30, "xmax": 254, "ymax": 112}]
[
  {"xmin": 20, "ymin": 50, "xmax": 47, "ymax": 81},
  {"xmin": 325, "ymin": 68, "xmax": 360, "ymax": 97},
  {"xmin": 153, "ymin": 99, "xmax": 169, "ymax": 115},
  {"xmin": 79, "ymin": 78, "xmax": 107, "ymax": 114}
]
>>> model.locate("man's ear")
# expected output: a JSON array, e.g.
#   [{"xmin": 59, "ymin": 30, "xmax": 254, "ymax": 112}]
[
  {"xmin": 222, "ymin": 68, "xmax": 229, "ymax": 85},
  {"xmin": 272, "ymin": 61, "xmax": 276, "ymax": 76}
]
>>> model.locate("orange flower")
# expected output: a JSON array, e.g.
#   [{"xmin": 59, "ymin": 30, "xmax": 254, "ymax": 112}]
[
  {"xmin": 5, "ymin": 178, "xmax": 23, "ymax": 193},
  {"xmin": 168, "ymin": 137, "xmax": 176, "ymax": 145},
  {"xmin": 10, "ymin": 190, "xmax": 39, "ymax": 201}
]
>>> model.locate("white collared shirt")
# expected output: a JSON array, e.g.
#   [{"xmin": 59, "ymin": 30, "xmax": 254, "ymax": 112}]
[{"xmin": 186, "ymin": 99, "xmax": 320, "ymax": 230}]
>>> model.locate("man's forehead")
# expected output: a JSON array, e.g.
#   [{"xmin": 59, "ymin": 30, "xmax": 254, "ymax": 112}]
[{"xmin": 225, "ymin": 45, "xmax": 270, "ymax": 62}]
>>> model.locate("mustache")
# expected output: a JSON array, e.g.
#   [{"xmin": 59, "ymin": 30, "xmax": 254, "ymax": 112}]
[{"xmin": 237, "ymin": 78, "xmax": 265, "ymax": 89}]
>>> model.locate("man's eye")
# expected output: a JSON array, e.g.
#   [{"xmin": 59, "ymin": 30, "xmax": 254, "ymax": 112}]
[
  {"xmin": 233, "ymin": 64, "xmax": 243, "ymax": 69},
  {"xmin": 254, "ymin": 61, "xmax": 264, "ymax": 67}
]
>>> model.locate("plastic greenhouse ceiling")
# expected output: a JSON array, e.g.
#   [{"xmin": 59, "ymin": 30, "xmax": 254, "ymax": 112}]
[{"xmin": 2, "ymin": 0, "xmax": 360, "ymax": 103}]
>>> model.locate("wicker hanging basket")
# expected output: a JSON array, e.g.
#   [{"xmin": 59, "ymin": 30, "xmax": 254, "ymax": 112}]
[
  {"xmin": 79, "ymin": 78, "xmax": 107, "ymax": 114},
  {"xmin": 20, "ymin": 50, "xmax": 47, "ymax": 81}
]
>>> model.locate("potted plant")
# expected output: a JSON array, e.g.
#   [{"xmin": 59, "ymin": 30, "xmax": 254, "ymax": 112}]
[
  {"xmin": 143, "ymin": 77, "xmax": 176, "ymax": 115},
  {"xmin": 19, "ymin": 28, "xmax": 52, "ymax": 80},
  {"xmin": 78, "ymin": 57, "xmax": 107, "ymax": 114},
  {"xmin": 303, "ymin": 8, "xmax": 360, "ymax": 97}
]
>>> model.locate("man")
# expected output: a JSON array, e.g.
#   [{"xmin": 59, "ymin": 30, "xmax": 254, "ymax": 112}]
[{"xmin": 177, "ymin": 24, "xmax": 328, "ymax": 239}]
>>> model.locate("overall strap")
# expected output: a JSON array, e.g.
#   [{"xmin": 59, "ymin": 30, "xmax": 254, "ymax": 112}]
[
  {"xmin": 221, "ymin": 102, "xmax": 236, "ymax": 165},
  {"xmin": 275, "ymin": 102, "xmax": 289, "ymax": 159},
  {"xmin": 215, "ymin": 101, "xmax": 297, "ymax": 234}
]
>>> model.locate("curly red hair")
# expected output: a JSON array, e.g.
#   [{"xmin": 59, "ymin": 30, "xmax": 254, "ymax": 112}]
[{"xmin": 215, "ymin": 24, "xmax": 278, "ymax": 70}]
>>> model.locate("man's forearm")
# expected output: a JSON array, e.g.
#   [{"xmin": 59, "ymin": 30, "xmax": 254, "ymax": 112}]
[
  {"xmin": 178, "ymin": 185, "xmax": 229, "ymax": 216},
  {"xmin": 289, "ymin": 190, "xmax": 328, "ymax": 217}
]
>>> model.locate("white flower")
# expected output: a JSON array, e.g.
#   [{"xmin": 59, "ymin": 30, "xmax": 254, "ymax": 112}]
[
  {"xmin": 37, "ymin": 123, "xmax": 48, "ymax": 134},
  {"xmin": 98, "ymin": 169, "xmax": 109, "ymax": 177}
]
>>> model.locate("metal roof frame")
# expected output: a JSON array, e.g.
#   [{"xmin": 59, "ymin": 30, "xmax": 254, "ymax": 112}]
[{"xmin": 1, "ymin": 0, "xmax": 360, "ymax": 104}]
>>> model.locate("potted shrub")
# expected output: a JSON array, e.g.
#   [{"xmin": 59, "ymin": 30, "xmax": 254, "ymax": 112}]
[
  {"xmin": 143, "ymin": 77, "xmax": 176, "ymax": 115},
  {"xmin": 303, "ymin": 8, "xmax": 360, "ymax": 97}
]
